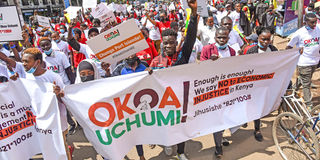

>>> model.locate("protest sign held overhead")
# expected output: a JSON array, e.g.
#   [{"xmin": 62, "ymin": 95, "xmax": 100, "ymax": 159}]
[
  {"xmin": 91, "ymin": 3, "xmax": 117, "ymax": 28},
  {"xmin": 181, "ymin": 0, "xmax": 208, "ymax": 17},
  {"xmin": 83, "ymin": 0, "xmax": 97, "ymax": 9},
  {"xmin": 63, "ymin": 49, "xmax": 299, "ymax": 160},
  {"xmin": 0, "ymin": 79, "xmax": 67, "ymax": 160},
  {"xmin": 36, "ymin": 15, "xmax": 51, "ymax": 28},
  {"xmin": 0, "ymin": 6, "xmax": 23, "ymax": 42},
  {"xmin": 86, "ymin": 19, "xmax": 149, "ymax": 64}
]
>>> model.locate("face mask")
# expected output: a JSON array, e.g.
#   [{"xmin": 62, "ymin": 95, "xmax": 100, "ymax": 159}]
[
  {"xmin": 208, "ymin": 26, "xmax": 213, "ymax": 30},
  {"xmin": 215, "ymin": 43, "xmax": 228, "ymax": 50},
  {"xmin": 80, "ymin": 75, "xmax": 94, "ymax": 82},
  {"xmin": 258, "ymin": 42, "xmax": 266, "ymax": 49},
  {"xmin": 26, "ymin": 62, "xmax": 38, "ymax": 74},
  {"xmin": 44, "ymin": 48, "xmax": 53, "ymax": 56},
  {"xmin": 248, "ymin": 4, "xmax": 252, "ymax": 7},
  {"xmin": 9, "ymin": 70, "xmax": 15, "ymax": 75},
  {"xmin": 54, "ymin": 39, "xmax": 60, "ymax": 43},
  {"xmin": 306, "ymin": 25, "xmax": 314, "ymax": 31},
  {"xmin": 160, "ymin": 17, "xmax": 165, "ymax": 22},
  {"xmin": 60, "ymin": 29, "xmax": 65, "ymax": 33}
]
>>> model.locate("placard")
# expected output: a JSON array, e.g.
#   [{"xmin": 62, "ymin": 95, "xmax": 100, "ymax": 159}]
[
  {"xmin": 36, "ymin": 15, "xmax": 50, "ymax": 28},
  {"xmin": 0, "ymin": 6, "xmax": 23, "ymax": 42},
  {"xmin": 91, "ymin": 3, "xmax": 117, "ymax": 27}
]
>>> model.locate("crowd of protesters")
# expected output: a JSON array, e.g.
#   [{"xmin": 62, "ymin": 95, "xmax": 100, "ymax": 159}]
[{"xmin": 0, "ymin": 0, "xmax": 320, "ymax": 159}]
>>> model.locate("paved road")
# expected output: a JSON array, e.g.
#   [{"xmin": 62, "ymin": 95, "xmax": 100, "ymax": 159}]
[{"xmin": 33, "ymin": 36, "xmax": 320, "ymax": 160}]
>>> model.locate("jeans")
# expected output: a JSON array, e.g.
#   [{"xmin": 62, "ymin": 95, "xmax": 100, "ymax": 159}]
[
  {"xmin": 296, "ymin": 65, "xmax": 317, "ymax": 106},
  {"xmin": 136, "ymin": 145, "xmax": 144, "ymax": 156},
  {"xmin": 213, "ymin": 131, "xmax": 223, "ymax": 147}
]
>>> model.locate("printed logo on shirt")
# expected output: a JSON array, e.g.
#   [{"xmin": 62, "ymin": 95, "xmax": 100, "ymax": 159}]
[
  {"xmin": 104, "ymin": 29, "xmax": 120, "ymax": 41},
  {"xmin": 137, "ymin": 54, "xmax": 151, "ymax": 61},
  {"xmin": 47, "ymin": 65, "xmax": 59, "ymax": 73},
  {"xmin": 0, "ymin": 13, "xmax": 3, "ymax": 21},
  {"xmin": 304, "ymin": 37, "xmax": 320, "ymax": 47}
]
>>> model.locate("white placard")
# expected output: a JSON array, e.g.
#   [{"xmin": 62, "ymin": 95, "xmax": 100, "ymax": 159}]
[
  {"xmin": 36, "ymin": 15, "xmax": 50, "ymax": 28},
  {"xmin": 86, "ymin": 19, "xmax": 149, "ymax": 64},
  {"xmin": 0, "ymin": 6, "xmax": 23, "ymax": 42},
  {"xmin": 181, "ymin": 0, "xmax": 209, "ymax": 17},
  {"xmin": 83, "ymin": 0, "xmax": 97, "ymax": 9},
  {"xmin": 91, "ymin": 3, "xmax": 116, "ymax": 27}
]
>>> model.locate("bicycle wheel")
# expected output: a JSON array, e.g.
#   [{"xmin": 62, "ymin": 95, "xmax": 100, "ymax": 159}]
[
  {"xmin": 273, "ymin": 112, "xmax": 319, "ymax": 160},
  {"xmin": 310, "ymin": 104, "xmax": 320, "ymax": 135}
]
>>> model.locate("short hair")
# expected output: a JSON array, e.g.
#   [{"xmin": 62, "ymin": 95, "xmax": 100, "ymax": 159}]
[
  {"xmin": 305, "ymin": 13, "xmax": 317, "ymax": 22},
  {"xmin": 161, "ymin": 29, "xmax": 177, "ymax": 38},
  {"xmin": 80, "ymin": 23, "xmax": 88, "ymax": 27},
  {"xmin": 23, "ymin": 48, "xmax": 43, "ymax": 62},
  {"xmin": 170, "ymin": 22, "xmax": 178, "ymax": 28},
  {"xmin": 256, "ymin": 26, "xmax": 274, "ymax": 36},
  {"xmin": 88, "ymin": 27, "xmax": 99, "ymax": 36},
  {"xmin": 215, "ymin": 27, "xmax": 229, "ymax": 34},
  {"xmin": 221, "ymin": 16, "xmax": 232, "ymax": 23},
  {"xmin": 52, "ymin": 31, "xmax": 59, "ymax": 36},
  {"xmin": 93, "ymin": 18, "xmax": 101, "ymax": 25},
  {"xmin": 73, "ymin": 28, "xmax": 82, "ymax": 36},
  {"xmin": 39, "ymin": 37, "xmax": 51, "ymax": 43}
]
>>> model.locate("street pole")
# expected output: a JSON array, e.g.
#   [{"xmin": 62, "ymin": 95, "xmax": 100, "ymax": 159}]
[{"xmin": 297, "ymin": 0, "xmax": 304, "ymax": 28}]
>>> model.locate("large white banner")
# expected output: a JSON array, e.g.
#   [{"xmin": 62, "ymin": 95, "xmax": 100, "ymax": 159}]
[
  {"xmin": 87, "ymin": 19, "xmax": 149, "ymax": 64},
  {"xmin": 0, "ymin": 6, "xmax": 23, "ymax": 42},
  {"xmin": 0, "ymin": 79, "xmax": 67, "ymax": 160},
  {"xmin": 63, "ymin": 49, "xmax": 299, "ymax": 160}
]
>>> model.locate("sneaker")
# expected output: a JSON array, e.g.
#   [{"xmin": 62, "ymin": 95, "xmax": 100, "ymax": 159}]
[
  {"xmin": 177, "ymin": 153, "xmax": 188, "ymax": 160},
  {"xmin": 68, "ymin": 124, "xmax": 77, "ymax": 135},
  {"xmin": 164, "ymin": 146, "xmax": 173, "ymax": 156},
  {"xmin": 242, "ymin": 123, "xmax": 248, "ymax": 128},
  {"xmin": 222, "ymin": 137, "xmax": 230, "ymax": 146},
  {"xmin": 254, "ymin": 131, "xmax": 263, "ymax": 142},
  {"xmin": 215, "ymin": 146, "xmax": 223, "ymax": 158}
]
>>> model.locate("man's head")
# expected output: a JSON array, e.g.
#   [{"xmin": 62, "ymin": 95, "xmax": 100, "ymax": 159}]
[
  {"xmin": 305, "ymin": 13, "xmax": 317, "ymax": 30},
  {"xmin": 22, "ymin": 48, "xmax": 43, "ymax": 73},
  {"xmin": 88, "ymin": 28, "xmax": 99, "ymax": 39},
  {"xmin": 59, "ymin": 25, "xmax": 67, "ymax": 33},
  {"xmin": 170, "ymin": 22, "xmax": 179, "ymax": 33},
  {"xmin": 141, "ymin": 27, "xmax": 149, "ymax": 39},
  {"xmin": 161, "ymin": 29, "xmax": 178, "ymax": 56},
  {"xmin": 125, "ymin": 54, "xmax": 140, "ymax": 68},
  {"xmin": 159, "ymin": 12, "xmax": 168, "ymax": 22},
  {"xmin": 73, "ymin": 28, "xmax": 82, "ymax": 41},
  {"xmin": 80, "ymin": 23, "xmax": 88, "ymax": 31},
  {"xmin": 220, "ymin": 16, "xmax": 233, "ymax": 31},
  {"xmin": 39, "ymin": 37, "xmax": 53, "ymax": 56},
  {"xmin": 235, "ymin": 3, "xmax": 241, "ymax": 12},
  {"xmin": 215, "ymin": 27, "xmax": 230, "ymax": 47},
  {"xmin": 256, "ymin": 26, "xmax": 273, "ymax": 49},
  {"xmin": 206, "ymin": 17, "xmax": 214, "ymax": 28},
  {"xmin": 51, "ymin": 32, "xmax": 60, "ymax": 43},
  {"xmin": 92, "ymin": 18, "xmax": 101, "ymax": 27}
]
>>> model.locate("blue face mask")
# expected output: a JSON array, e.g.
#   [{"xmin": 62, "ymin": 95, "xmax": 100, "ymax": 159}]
[
  {"xmin": 44, "ymin": 48, "xmax": 53, "ymax": 56},
  {"xmin": 215, "ymin": 43, "xmax": 228, "ymax": 50},
  {"xmin": 306, "ymin": 25, "xmax": 314, "ymax": 31},
  {"xmin": 60, "ymin": 29, "xmax": 65, "ymax": 33},
  {"xmin": 26, "ymin": 62, "xmax": 38, "ymax": 74},
  {"xmin": 258, "ymin": 42, "xmax": 265, "ymax": 49},
  {"xmin": 9, "ymin": 70, "xmax": 15, "ymax": 75},
  {"xmin": 54, "ymin": 39, "xmax": 60, "ymax": 43}
]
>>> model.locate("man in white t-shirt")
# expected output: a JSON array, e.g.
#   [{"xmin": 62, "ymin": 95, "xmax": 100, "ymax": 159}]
[
  {"xmin": 39, "ymin": 37, "xmax": 74, "ymax": 85},
  {"xmin": 0, "ymin": 63, "xmax": 8, "ymax": 82},
  {"xmin": 142, "ymin": 11, "xmax": 162, "ymax": 53},
  {"xmin": 229, "ymin": 3, "xmax": 243, "ymax": 33},
  {"xmin": 0, "ymin": 51, "xmax": 26, "ymax": 79},
  {"xmin": 220, "ymin": 16, "xmax": 244, "ymax": 54},
  {"xmin": 51, "ymin": 32, "xmax": 71, "ymax": 58},
  {"xmin": 20, "ymin": 48, "xmax": 71, "ymax": 160},
  {"xmin": 197, "ymin": 16, "xmax": 216, "ymax": 46},
  {"xmin": 286, "ymin": 13, "xmax": 320, "ymax": 109}
]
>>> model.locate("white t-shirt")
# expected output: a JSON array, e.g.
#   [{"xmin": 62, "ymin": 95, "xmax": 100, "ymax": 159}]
[
  {"xmin": 26, "ymin": 70, "xmax": 68, "ymax": 131},
  {"xmin": 229, "ymin": 30, "xmax": 244, "ymax": 46},
  {"xmin": 0, "ymin": 47, "xmax": 10, "ymax": 57},
  {"xmin": 7, "ymin": 62, "xmax": 26, "ymax": 78},
  {"xmin": 229, "ymin": 11, "xmax": 243, "ymax": 33},
  {"xmin": 44, "ymin": 50, "xmax": 71, "ymax": 85},
  {"xmin": 79, "ymin": 44, "xmax": 106, "ymax": 77},
  {"xmin": 52, "ymin": 40, "xmax": 70, "ymax": 57},
  {"xmin": 288, "ymin": 25, "xmax": 320, "ymax": 66},
  {"xmin": 197, "ymin": 25, "xmax": 216, "ymax": 46},
  {"xmin": 177, "ymin": 34, "xmax": 203, "ymax": 63},
  {"xmin": 258, "ymin": 47, "xmax": 272, "ymax": 53},
  {"xmin": 216, "ymin": 10, "xmax": 228, "ymax": 24},
  {"xmin": 0, "ymin": 64, "xmax": 8, "ymax": 78},
  {"xmin": 141, "ymin": 17, "xmax": 161, "ymax": 41}
]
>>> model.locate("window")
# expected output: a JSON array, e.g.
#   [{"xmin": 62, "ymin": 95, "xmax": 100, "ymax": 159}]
[
  {"xmin": 59, "ymin": 0, "xmax": 63, "ymax": 4},
  {"xmin": 22, "ymin": 0, "xmax": 29, "ymax": 5},
  {"xmin": 33, "ymin": 0, "xmax": 39, "ymax": 5},
  {"xmin": 52, "ymin": 0, "xmax": 56, "ymax": 5},
  {"xmin": 43, "ymin": 0, "xmax": 48, "ymax": 5}
]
